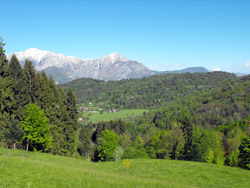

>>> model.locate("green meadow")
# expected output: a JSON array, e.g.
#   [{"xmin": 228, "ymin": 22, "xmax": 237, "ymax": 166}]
[
  {"xmin": 1, "ymin": 147, "xmax": 250, "ymax": 188},
  {"xmin": 82, "ymin": 109, "xmax": 150, "ymax": 123}
]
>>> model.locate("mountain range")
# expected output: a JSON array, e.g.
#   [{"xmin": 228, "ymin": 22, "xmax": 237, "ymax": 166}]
[
  {"xmin": 153, "ymin": 67, "xmax": 208, "ymax": 74},
  {"xmin": 7, "ymin": 48, "xmax": 209, "ymax": 84}
]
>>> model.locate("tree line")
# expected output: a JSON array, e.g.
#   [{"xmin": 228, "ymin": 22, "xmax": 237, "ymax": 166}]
[{"xmin": 0, "ymin": 39, "xmax": 78, "ymax": 156}]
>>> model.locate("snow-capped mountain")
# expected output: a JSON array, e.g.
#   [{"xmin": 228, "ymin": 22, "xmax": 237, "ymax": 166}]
[{"xmin": 6, "ymin": 48, "xmax": 155, "ymax": 84}]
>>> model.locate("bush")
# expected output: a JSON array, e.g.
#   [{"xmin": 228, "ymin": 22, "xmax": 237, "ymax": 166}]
[{"xmin": 225, "ymin": 149, "xmax": 239, "ymax": 167}]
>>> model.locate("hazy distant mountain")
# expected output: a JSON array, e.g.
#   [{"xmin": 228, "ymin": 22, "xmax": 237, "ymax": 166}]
[
  {"xmin": 6, "ymin": 48, "xmax": 154, "ymax": 84},
  {"xmin": 153, "ymin": 67, "xmax": 208, "ymax": 74}
]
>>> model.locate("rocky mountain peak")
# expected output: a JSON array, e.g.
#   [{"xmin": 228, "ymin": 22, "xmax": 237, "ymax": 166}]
[{"xmin": 100, "ymin": 52, "xmax": 129, "ymax": 63}]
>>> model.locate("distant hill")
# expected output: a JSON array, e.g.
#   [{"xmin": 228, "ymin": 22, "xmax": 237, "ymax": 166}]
[
  {"xmin": 150, "ymin": 74, "xmax": 250, "ymax": 129},
  {"xmin": 153, "ymin": 67, "xmax": 208, "ymax": 74},
  {"xmin": 61, "ymin": 72, "xmax": 237, "ymax": 109}
]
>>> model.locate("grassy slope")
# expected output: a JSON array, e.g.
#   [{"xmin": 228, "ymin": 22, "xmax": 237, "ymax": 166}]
[
  {"xmin": 83, "ymin": 109, "xmax": 150, "ymax": 124},
  {"xmin": 1, "ymin": 148, "xmax": 250, "ymax": 188}
]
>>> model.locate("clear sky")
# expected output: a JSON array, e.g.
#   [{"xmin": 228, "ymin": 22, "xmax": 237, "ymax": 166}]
[{"xmin": 1, "ymin": 0, "xmax": 250, "ymax": 73}]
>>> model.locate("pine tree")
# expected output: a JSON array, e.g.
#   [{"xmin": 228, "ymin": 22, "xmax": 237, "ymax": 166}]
[
  {"xmin": 180, "ymin": 116, "xmax": 194, "ymax": 160},
  {"xmin": 24, "ymin": 60, "xmax": 38, "ymax": 103},
  {"xmin": 238, "ymin": 135, "xmax": 250, "ymax": 169},
  {"xmin": 66, "ymin": 88, "xmax": 78, "ymax": 126},
  {"xmin": 78, "ymin": 127, "xmax": 91, "ymax": 156},
  {"xmin": 0, "ymin": 37, "xmax": 5, "ymax": 57},
  {"xmin": 4, "ymin": 118, "xmax": 24, "ymax": 149},
  {"xmin": 9, "ymin": 54, "xmax": 30, "ymax": 120}
]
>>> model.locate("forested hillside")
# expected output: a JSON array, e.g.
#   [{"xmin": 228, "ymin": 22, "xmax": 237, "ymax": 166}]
[
  {"xmin": 0, "ymin": 42, "xmax": 78, "ymax": 156},
  {"xmin": 150, "ymin": 74, "xmax": 250, "ymax": 129},
  {"xmin": 75, "ymin": 73, "xmax": 250, "ymax": 170},
  {"xmin": 61, "ymin": 72, "xmax": 237, "ymax": 109}
]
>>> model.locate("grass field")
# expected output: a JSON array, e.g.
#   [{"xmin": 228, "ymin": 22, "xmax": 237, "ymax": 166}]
[
  {"xmin": 1, "ymin": 148, "xmax": 250, "ymax": 188},
  {"xmin": 83, "ymin": 109, "xmax": 150, "ymax": 123}
]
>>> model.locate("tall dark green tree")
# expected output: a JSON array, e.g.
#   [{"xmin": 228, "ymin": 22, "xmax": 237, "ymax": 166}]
[
  {"xmin": 9, "ymin": 54, "xmax": 30, "ymax": 120},
  {"xmin": 66, "ymin": 88, "xmax": 78, "ymax": 125},
  {"xmin": 0, "ymin": 37, "xmax": 5, "ymax": 57},
  {"xmin": 238, "ymin": 135, "xmax": 250, "ymax": 169},
  {"xmin": 77, "ymin": 127, "xmax": 91, "ymax": 157},
  {"xmin": 4, "ymin": 118, "xmax": 24, "ymax": 149},
  {"xmin": 180, "ymin": 115, "xmax": 194, "ymax": 160},
  {"xmin": 24, "ymin": 60, "xmax": 38, "ymax": 103}
]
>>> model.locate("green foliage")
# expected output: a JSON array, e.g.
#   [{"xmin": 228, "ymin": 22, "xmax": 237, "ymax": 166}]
[
  {"xmin": 123, "ymin": 135, "xmax": 148, "ymax": 159},
  {"xmin": 181, "ymin": 127, "xmax": 225, "ymax": 164},
  {"xmin": 97, "ymin": 129, "xmax": 119, "ymax": 161},
  {"xmin": 238, "ymin": 135, "xmax": 250, "ymax": 169},
  {"xmin": 225, "ymin": 149, "xmax": 239, "ymax": 167},
  {"xmin": 0, "ymin": 42, "xmax": 78, "ymax": 156},
  {"xmin": 77, "ymin": 127, "xmax": 91, "ymax": 156},
  {"xmin": 21, "ymin": 104, "xmax": 51, "ymax": 152},
  {"xmin": 149, "ymin": 75, "xmax": 250, "ymax": 130},
  {"xmin": 9, "ymin": 54, "xmax": 30, "ymax": 120},
  {"xmin": 62, "ymin": 72, "xmax": 236, "ymax": 109},
  {"xmin": 0, "ymin": 37, "xmax": 6, "ymax": 56},
  {"xmin": 24, "ymin": 60, "xmax": 38, "ymax": 103},
  {"xmin": 4, "ymin": 119, "xmax": 24, "ymax": 149}
]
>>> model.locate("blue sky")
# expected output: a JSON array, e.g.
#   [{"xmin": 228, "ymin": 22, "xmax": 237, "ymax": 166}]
[{"xmin": 1, "ymin": 0, "xmax": 250, "ymax": 72}]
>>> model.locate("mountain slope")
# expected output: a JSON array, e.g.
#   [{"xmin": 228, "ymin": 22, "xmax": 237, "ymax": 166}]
[
  {"xmin": 6, "ymin": 49, "xmax": 155, "ymax": 83},
  {"xmin": 149, "ymin": 74, "xmax": 250, "ymax": 130},
  {"xmin": 61, "ymin": 72, "xmax": 237, "ymax": 109}
]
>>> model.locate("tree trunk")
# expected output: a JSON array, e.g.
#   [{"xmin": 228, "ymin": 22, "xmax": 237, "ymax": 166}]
[
  {"xmin": 13, "ymin": 142, "xmax": 16, "ymax": 150},
  {"xmin": 26, "ymin": 140, "xmax": 29, "ymax": 151}
]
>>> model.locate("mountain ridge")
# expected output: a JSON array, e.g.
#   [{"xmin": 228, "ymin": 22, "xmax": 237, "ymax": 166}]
[
  {"xmin": 7, "ymin": 48, "xmax": 212, "ymax": 84},
  {"xmin": 6, "ymin": 48, "xmax": 154, "ymax": 83},
  {"xmin": 153, "ymin": 67, "xmax": 208, "ymax": 74}
]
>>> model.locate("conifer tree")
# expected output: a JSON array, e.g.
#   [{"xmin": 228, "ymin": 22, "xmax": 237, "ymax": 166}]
[
  {"xmin": 9, "ymin": 54, "xmax": 30, "ymax": 120},
  {"xmin": 24, "ymin": 60, "xmax": 38, "ymax": 103},
  {"xmin": 238, "ymin": 135, "xmax": 250, "ymax": 169},
  {"xmin": 4, "ymin": 118, "xmax": 24, "ymax": 149},
  {"xmin": 180, "ymin": 116, "xmax": 194, "ymax": 160},
  {"xmin": 0, "ymin": 37, "xmax": 5, "ymax": 57},
  {"xmin": 66, "ymin": 88, "xmax": 78, "ymax": 125},
  {"xmin": 78, "ymin": 127, "xmax": 91, "ymax": 156}
]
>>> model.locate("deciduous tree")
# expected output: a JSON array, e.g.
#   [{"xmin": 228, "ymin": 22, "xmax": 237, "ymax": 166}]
[{"xmin": 21, "ymin": 104, "xmax": 51, "ymax": 152}]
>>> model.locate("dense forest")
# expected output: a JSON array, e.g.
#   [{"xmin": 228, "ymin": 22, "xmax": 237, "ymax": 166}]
[
  {"xmin": 61, "ymin": 72, "xmax": 237, "ymax": 109},
  {"xmin": 71, "ymin": 68, "xmax": 250, "ymax": 169},
  {"xmin": 0, "ymin": 40, "xmax": 78, "ymax": 156}
]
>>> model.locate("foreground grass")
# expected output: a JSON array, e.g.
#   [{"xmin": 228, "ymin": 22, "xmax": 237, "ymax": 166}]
[
  {"xmin": 0, "ymin": 148, "xmax": 250, "ymax": 188},
  {"xmin": 83, "ymin": 109, "xmax": 150, "ymax": 123}
]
